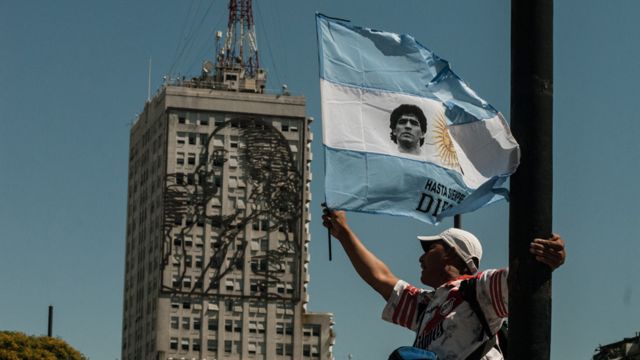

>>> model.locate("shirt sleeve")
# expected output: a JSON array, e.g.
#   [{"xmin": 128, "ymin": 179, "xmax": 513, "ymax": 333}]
[
  {"xmin": 475, "ymin": 269, "xmax": 509, "ymax": 331},
  {"xmin": 381, "ymin": 280, "xmax": 431, "ymax": 332}
]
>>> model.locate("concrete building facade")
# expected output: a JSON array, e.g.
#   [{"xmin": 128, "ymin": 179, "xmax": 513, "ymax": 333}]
[
  {"xmin": 594, "ymin": 333, "xmax": 640, "ymax": 360},
  {"xmin": 122, "ymin": 83, "xmax": 334, "ymax": 360}
]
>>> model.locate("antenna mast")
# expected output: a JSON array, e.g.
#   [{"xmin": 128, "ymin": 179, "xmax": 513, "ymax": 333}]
[{"xmin": 210, "ymin": 0, "xmax": 266, "ymax": 92}]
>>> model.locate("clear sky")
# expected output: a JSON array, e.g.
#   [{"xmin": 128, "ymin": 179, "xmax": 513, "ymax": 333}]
[{"xmin": 1, "ymin": 1, "xmax": 639, "ymax": 359}]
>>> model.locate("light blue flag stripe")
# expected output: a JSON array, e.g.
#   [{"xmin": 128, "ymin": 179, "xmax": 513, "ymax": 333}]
[
  {"xmin": 325, "ymin": 147, "xmax": 507, "ymax": 223},
  {"xmin": 317, "ymin": 14, "xmax": 498, "ymax": 124}
]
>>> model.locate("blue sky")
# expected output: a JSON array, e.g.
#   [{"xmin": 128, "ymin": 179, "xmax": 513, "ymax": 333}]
[{"xmin": 1, "ymin": 1, "xmax": 639, "ymax": 359}]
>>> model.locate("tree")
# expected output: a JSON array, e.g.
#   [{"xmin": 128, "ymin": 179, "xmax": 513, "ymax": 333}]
[{"xmin": 0, "ymin": 331, "xmax": 88, "ymax": 360}]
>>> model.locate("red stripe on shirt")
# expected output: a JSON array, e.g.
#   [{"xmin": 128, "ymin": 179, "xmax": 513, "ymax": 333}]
[
  {"xmin": 392, "ymin": 289, "xmax": 409, "ymax": 324},
  {"xmin": 490, "ymin": 271, "xmax": 501, "ymax": 316},
  {"xmin": 491, "ymin": 270, "xmax": 508, "ymax": 317},
  {"xmin": 403, "ymin": 296, "xmax": 417, "ymax": 328},
  {"xmin": 393, "ymin": 285, "xmax": 420, "ymax": 326},
  {"xmin": 420, "ymin": 288, "xmax": 465, "ymax": 336},
  {"xmin": 497, "ymin": 270, "xmax": 508, "ymax": 317}
]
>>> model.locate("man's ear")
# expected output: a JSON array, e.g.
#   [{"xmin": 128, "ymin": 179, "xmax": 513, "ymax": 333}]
[
  {"xmin": 443, "ymin": 246, "xmax": 468, "ymax": 273},
  {"xmin": 442, "ymin": 246, "xmax": 458, "ymax": 261}
]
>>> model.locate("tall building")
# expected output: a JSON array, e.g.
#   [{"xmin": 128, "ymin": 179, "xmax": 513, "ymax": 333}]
[{"xmin": 121, "ymin": 2, "xmax": 334, "ymax": 359}]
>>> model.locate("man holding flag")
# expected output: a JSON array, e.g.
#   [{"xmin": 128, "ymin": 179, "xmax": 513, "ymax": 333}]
[
  {"xmin": 322, "ymin": 209, "xmax": 565, "ymax": 359},
  {"xmin": 316, "ymin": 14, "xmax": 566, "ymax": 359}
]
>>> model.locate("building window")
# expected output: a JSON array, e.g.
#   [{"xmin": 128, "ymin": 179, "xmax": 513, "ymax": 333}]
[
  {"xmin": 188, "ymin": 133, "xmax": 196, "ymax": 145},
  {"xmin": 192, "ymin": 339, "xmax": 201, "ymax": 351},
  {"xmin": 170, "ymin": 337, "xmax": 178, "ymax": 350},
  {"xmin": 303, "ymin": 344, "xmax": 311, "ymax": 357},
  {"xmin": 182, "ymin": 317, "xmax": 190, "ymax": 330},
  {"xmin": 207, "ymin": 339, "xmax": 217, "ymax": 352},
  {"xmin": 225, "ymin": 319, "xmax": 233, "ymax": 332},
  {"xmin": 208, "ymin": 318, "xmax": 218, "ymax": 331},
  {"xmin": 210, "ymin": 279, "xmax": 220, "ymax": 290},
  {"xmin": 276, "ymin": 343, "xmax": 284, "ymax": 356},
  {"xmin": 188, "ymin": 153, "xmax": 196, "ymax": 165},
  {"xmin": 276, "ymin": 322, "xmax": 284, "ymax": 335},
  {"xmin": 176, "ymin": 152, "xmax": 185, "ymax": 166},
  {"xmin": 170, "ymin": 316, "xmax": 179, "ymax": 329},
  {"xmin": 224, "ymin": 340, "xmax": 232, "ymax": 354},
  {"xmin": 180, "ymin": 338, "xmax": 189, "ymax": 351},
  {"xmin": 225, "ymin": 279, "xmax": 235, "ymax": 291},
  {"xmin": 177, "ymin": 132, "xmax": 186, "ymax": 145},
  {"xmin": 193, "ymin": 318, "xmax": 201, "ymax": 330}
]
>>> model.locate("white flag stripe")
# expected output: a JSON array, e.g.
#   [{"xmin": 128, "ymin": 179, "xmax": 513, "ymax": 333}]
[
  {"xmin": 322, "ymin": 79, "xmax": 450, "ymax": 163},
  {"xmin": 322, "ymin": 79, "xmax": 518, "ymax": 188}
]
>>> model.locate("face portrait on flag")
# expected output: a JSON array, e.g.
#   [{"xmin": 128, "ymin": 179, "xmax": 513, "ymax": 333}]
[{"xmin": 389, "ymin": 104, "xmax": 427, "ymax": 156}]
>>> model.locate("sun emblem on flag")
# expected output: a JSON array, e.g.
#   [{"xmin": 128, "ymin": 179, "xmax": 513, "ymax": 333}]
[{"xmin": 433, "ymin": 112, "xmax": 459, "ymax": 168}]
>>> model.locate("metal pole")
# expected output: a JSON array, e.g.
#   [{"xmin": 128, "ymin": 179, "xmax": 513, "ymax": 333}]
[
  {"xmin": 453, "ymin": 214, "xmax": 461, "ymax": 229},
  {"xmin": 509, "ymin": 1, "xmax": 553, "ymax": 359},
  {"xmin": 48, "ymin": 305, "xmax": 53, "ymax": 337}
]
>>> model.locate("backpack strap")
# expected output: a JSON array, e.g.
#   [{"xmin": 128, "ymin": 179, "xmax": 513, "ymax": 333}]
[
  {"xmin": 459, "ymin": 278, "xmax": 499, "ymax": 360},
  {"xmin": 459, "ymin": 278, "xmax": 492, "ymax": 339}
]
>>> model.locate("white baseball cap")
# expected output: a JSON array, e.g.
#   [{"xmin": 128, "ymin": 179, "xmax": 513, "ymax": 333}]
[{"xmin": 417, "ymin": 228, "xmax": 483, "ymax": 274}]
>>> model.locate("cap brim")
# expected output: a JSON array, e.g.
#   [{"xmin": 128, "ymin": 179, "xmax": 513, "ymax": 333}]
[
  {"xmin": 417, "ymin": 235, "xmax": 443, "ymax": 253},
  {"xmin": 417, "ymin": 235, "xmax": 442, "ymax": 242}
]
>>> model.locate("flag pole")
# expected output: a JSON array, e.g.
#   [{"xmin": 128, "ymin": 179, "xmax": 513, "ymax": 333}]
[
  {"xmin": 509, "ymin": 1, "xmax": 553, "ymax": 359},
  {"xmin": 322, "ymin": 202, "xmax": 333, "ymax": 261},
  {"xmin": 453, "ymin": 214, "xmax": 461, "ymax": 229}
]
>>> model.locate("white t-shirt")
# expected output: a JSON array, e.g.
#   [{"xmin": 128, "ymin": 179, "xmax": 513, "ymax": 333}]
[{"xmin": 382, "ymin": 269, "xmax": 508, "ymax": 360}]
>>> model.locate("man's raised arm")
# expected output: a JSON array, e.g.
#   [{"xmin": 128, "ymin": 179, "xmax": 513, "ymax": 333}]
[{"xmin": 322, "ymin": 209, "xmax": 398, "ymax": 301}]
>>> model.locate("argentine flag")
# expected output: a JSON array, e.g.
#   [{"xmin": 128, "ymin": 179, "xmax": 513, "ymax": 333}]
[{"xmin": 317, "ymin": 14, "xmax": 520, "ymax": 224}]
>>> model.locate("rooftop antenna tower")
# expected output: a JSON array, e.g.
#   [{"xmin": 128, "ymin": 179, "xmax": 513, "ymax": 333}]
[{"xmin": 210, "ymin": 0, "xmax": 267, "ymax": 92}]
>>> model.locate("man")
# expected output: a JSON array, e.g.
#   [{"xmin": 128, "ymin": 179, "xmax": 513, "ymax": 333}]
[
  {"xmin": 321, "ymin": 209, "xmax": 566, "ymax": 360},
  {"xmin": 390, "ymin": 104, "xmax": 428, "ymax": 155}
]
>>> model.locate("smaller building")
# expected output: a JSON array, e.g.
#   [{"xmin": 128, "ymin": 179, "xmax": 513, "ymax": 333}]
[{"xmin": 594, "ymin": 332, "xmax": 640, "ymax": 360}]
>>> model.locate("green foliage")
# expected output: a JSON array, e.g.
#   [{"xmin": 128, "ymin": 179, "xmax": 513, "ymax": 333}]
[{"xmin": 0, "ymin": 331, "xmax": 88, "ymax": 360}]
